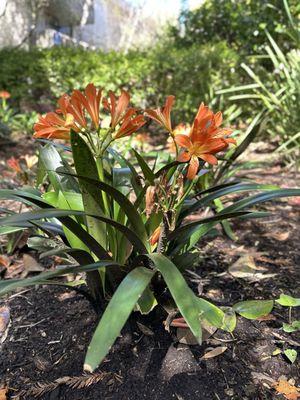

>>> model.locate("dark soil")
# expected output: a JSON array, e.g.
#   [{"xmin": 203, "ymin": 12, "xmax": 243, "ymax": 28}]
[{"xmin": 0, "ymin": 139, "xmax": 299, "ymax": 399}]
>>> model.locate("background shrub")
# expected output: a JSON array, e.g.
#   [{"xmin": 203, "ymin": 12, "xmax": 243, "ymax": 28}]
[
  {"xmin": 0, "ymin": 43, "xmax": 238, "ymax": 123},
  {"xmin": 169, "ymin": 0, "xmax": 299, "ymax": 54}
]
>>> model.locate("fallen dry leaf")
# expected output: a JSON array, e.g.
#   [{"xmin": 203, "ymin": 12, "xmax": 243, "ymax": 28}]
[
  {"xmin": 0, "ymin": 387, "xmax": 7, "ymax": 400},
  {"xmin": 0, "ymin": 255, "xmax": 10, "ymax": 268},
  {"xmin": 257, "ymin": 314, "xmax": 277, "ymax": 321},
  {"xmin": 136, "ymin": 322, "xmax": 154, "ymax": 336},
  {"xmin": 274, "ymin": 380, "xmax": 300, "ymax": 400},
  {"xmin": 4, "ymin": 260, "xmax": 24, "ymax": 279},
  {"xmin": 201, "ymin": 346, "xmax": 227, "ymax": 360},
  {"xmin": 288, "ymin": 197, "xmax": 300, "ymax": 206},
  {"xmin": 57, "ymin": 291, "xmax": 77, "ymax": 302},
  {"xmin": 228, "ymin": 255, "xmax": 257, "ymax": 278},
  {"xmin": 264, "ymin": 231, "xmax": 290, "ymax": 241},
  {"xmin": 0, "ymin": 305, "xmax": 10, "ymax": 344},
  {"xmin": 22, "ymin": 254, "xmax": 44, "ymax": 274},
  {"xmin": 228, "ymin": 255, "xmax": 276, "ymax": 281},
  {"xmin": 251, "ymin": 372, "xmax": 275, "ymax": 388}
]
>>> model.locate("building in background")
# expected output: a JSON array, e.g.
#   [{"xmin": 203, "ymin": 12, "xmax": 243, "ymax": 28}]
[{"xmin": 0, "ymin": 0, "xmax": 203, "ymax": 50}]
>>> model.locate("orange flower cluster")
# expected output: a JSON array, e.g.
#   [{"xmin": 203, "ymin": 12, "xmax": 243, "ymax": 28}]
[
  {"xmin": 103, "ymin": 91, "xmax": 146, "ymax": 139},
  {"xmin": 175, "ymin": 103, "xmax": 236, "ymax": 179},
  {"xmin": 33, "ymin": 84, "xmax": 145, "ymax": 141},
  {"xmin": 7, "ymin": 157, "xmax": 22, "ymax": 173},
  {"xmin": 147, "ymin": 98, "xmax": 236, "ymax": 179},
  {"xmin": 0, "ymin": 90, "xmax": 10, "ymax": 99}
]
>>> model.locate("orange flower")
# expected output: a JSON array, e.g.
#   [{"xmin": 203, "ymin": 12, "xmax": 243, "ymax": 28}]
[
  {"xmin": 7, "ymin": 157, "xmax": 22, "ymax": 173},
  {"xmin": 0, "ymin": 90, "xmax": 10, "ymax": 99},
  {"xmin": 149, "ymin": 226, "xmax": 161, "ymax": 246},
  {"xmin": 145, "ymin": 95, "xmax": 175, "ymax": 133},
  {"xmin": 173, "ymin": 123, "xmax": 191, "ymax": 136},
  {"xmin": 57, "ymin": 93, "xmax": 86, "ymax": 130},
  {"xmin": 167, "ymin": 123, "xmax": 191, "ymax": 153},
  {"xmin": 135, "ymin": 132, "xmax": 149, "ymax": 143},
  {"xmin": 71, "ymin": 83, "xmax": 102, "ymax": 129},
  {"xmin": 103, "ymin": 90, "xmax": 131, "ymax": 129},
  {"xmin": 33, "ymin": 112, "xmax": 75, "ymax": 140},
  {"xmin": 114, "ymin": 112, "xmax": 145, "ymax": 139},
  {"xmin": 34, "ymin": 83, "xmax": 103, "ymax": 140},
  {"xmin": 103, "ymin": 90, "xmax": 145, "ymax": 138},
  {"xmin": 175, "ymin": 103, "xmax": 236, "ymax": 179}
]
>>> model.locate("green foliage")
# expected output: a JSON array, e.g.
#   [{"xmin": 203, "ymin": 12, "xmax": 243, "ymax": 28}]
[
  {"xmin": 0, "ymin": 97, "xmax": 299, "ymax": 371},
  {"xmin": 170, "ymin": 0, "xmax": 299, "ymax": 54},
  {"xmin": 232, "ymin": 300, "xmax": 274, "ymax": 319},
  {"xmin": 220, "ymin": 35, "xmax": 300, "ymax": 162},
  {"xmin": 276, "ymin": 294, "xmax": 300, "ymax": 307},
  {"xmin": 0, "ymin": 43, "xmax": 238, "ymax": 122}
]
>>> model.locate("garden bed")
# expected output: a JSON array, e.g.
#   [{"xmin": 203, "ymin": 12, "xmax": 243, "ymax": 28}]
[{"xmin": 1, "ymin": 174, "xmax": 299, "ymax": 399}]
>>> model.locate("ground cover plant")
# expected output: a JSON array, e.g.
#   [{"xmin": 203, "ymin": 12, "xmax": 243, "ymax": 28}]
[{"xmin": 0, "ymin": 83, "xmax": 299, "ymax": 375}]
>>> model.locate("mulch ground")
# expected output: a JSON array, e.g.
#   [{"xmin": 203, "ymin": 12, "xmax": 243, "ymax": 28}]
[{"xmin": 0, "ymin": 137, "xmax": 299, "ymax": 399}]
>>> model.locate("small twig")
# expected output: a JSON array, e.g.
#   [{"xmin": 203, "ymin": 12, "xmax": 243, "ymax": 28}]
[
  {"xmin": 212, "ymin": 336, "xmax": 237, "ymax": 343},
  {"xmin": 16, "ymin": 318, "xmax": 46, "ymax": 329},
  {"xmin": 272, "ymin": 331, "xmax": 300, "ymax": 347},
  {"xmin": 7, "ymin": 289, "xmax": 32, "ymax": 301}
]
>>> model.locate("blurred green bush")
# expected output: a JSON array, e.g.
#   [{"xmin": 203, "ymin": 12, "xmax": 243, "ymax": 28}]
[
  {"xmin": 169, "ymin": 0, "xmax": 299, "ymax": 54},
  {"xmin": 0, "ymin": 42, "xmax": 238, "ymax": 123},
  {"xmin": 0, "ymin": 0, "xmax": 298, "ymax": 155}
]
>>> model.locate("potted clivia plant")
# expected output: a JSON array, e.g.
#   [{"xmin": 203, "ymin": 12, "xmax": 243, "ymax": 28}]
[{"xmin": 0, "ymin": 83, "xmax": 299, "ymax": 372}]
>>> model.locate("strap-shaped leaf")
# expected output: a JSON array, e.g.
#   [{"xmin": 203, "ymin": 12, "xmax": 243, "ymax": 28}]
[
  {"xmin": 220, "ymin": 188, "xmax": 300, "ymax": 214},
  {"xmin": 169, "ymin": 211, "xmax": 269, "ymax": 254},
  {"xmin": 84, "ymin": 267, "xmax": 154, "ymax": 372},
  {"xmin": 146, "ymin": 253, "xmax": 202, "ymax": 344},
  {"xmin": 108, "ymin": 148, "xmax": 142, "ymax": 196},
  {"xmin": 132, "ymin": 149, "xmax": 155, "ymax": 184},
  {"xmin": 0, "ymin": 189, "xmax": 47, "ymax": 207},
  {"xmin": 0, "ymin": 209, "xmax": 148, "ymax": 254},
  {"xmin": 180, "ymin": 183, "xmax": 277, "ymax": 220},
  {"xmin": 0, "ymin": 193, "xmax": 110, "ymax": 259},
  {"xmin": 39, "ymin": 143, "xmax": 79, "ymax": 192},
  {"xmin": 59, "ymin": 172, "xmax": 150, "ymax": 251},
  {"xmin": 154, "ymin": 160, "xmax": 180, "ymax": 178},
  {"xmin": 169, "ymin": 211, "xmax": 252, "ymax": 240},
  {"xmin": 44, "ymin": 191, "xmax": 90, "ymax": 252},
  {"xmin": 0, "ymin": 226, "xmax": 25, "ymax": 235},
  {"xmin": 71, "ymin": 133, "xmax": 107, "ymax": 248},
  {"xmin": 0, "ymin": 260, "xmax": 118, "ymax": 296},
  {"xmin": 193, "ymin": 180, "xmax": 242, "ymax": 197}
]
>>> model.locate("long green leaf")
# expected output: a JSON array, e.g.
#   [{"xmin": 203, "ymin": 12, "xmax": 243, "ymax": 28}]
[
  {"xmin": 132, "ymin": 149, "xmax": 155, "ymax": 184},
  {"xmin": 146, "ymin": 253, "xmax": 202, "ymax": 344},
  {"xmin": 169, "ymin": 211, "xmax": 252, "ymax": 240},
  {"xmin": 0, "ymin": 191, "xmax": 110, "ymax": 259},
  {"xmin": 197, "ymin": 298, "xmax": 224, "ymax": 328},
  {"xmin": 0, "ymin": 260, "xmax": 118, "ymax": 296},
  {"xmin": 39, "ymin": 143, "xmax": 79, "ymax": 192},
  {"xmin": 84, "ymin": 267, "xmax": 154, "ymax": 372},
  {"xmin": 180, "ymin": 183, "xmax": 277, "ymax": 220},
  {"xmin": 71, "ymin": 133, "xmax": 107, "ymax": 248},
  {"xmin": 108, "ymin": 147, "xmax": 142, "ymax": 196},
  {"xmin": 0, "ymin": 209, "xmax": 148, "ymax": 254},
  {"xmin": 193, "ymin": 180, "xmax": 241, "ymax": 197},
  {"xmin": 220, "ymin": 189, "xmax": 300, "ymax": 214},
  {"xmin": 59, "ymin": 171, "xmax": 149, "ymax": 250}
]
